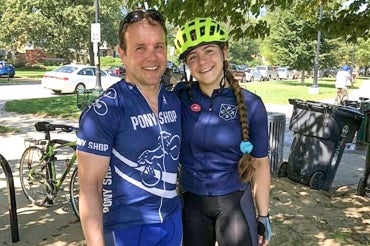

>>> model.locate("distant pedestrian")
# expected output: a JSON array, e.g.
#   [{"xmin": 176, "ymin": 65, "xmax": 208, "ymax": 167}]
[{"xmin": 334, "ymin": 65, "xmax": 352, "ymax": 104}]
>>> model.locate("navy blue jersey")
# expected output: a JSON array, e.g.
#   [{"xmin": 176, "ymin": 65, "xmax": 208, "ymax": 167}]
[
  {"xmin": 174, "ymin": 82, "xmax": 269, "ymax": 196},
  {"xmin": 77, "ymin": 80, "xmax": 182, "ymax": 232}
]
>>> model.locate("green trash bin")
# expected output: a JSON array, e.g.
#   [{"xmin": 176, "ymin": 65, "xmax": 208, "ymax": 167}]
[{"xmin": 356, "ymin": 100, "xmax": 370, "ymax": 144}]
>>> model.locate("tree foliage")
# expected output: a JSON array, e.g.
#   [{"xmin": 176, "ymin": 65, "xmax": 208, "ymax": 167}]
[
  {"xmin": 0, "ymin": 0, "xmax": 123, "ymax": 59},
  {"xmin": 263, "ymin": 8, "xmax": 316, "ymax": 71},
  {"xmin": 0, "ymin": 0, "xmax": 368, "ymax": 66},
  {"xmin": 125, "ymin": 0, "xmax": 369, "ymax": 42},
  {"xmin": 320, "ymin": 0, "xmax": 370, "ymax": 42}
]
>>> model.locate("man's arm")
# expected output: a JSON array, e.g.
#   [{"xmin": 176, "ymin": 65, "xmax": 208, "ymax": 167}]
[{"xmin": 77, "ymin": 150, "xmax": 110, "ymax": 246}]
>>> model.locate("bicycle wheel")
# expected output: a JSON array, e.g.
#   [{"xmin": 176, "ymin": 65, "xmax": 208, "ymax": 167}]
[
  {"xmin": 341, "ymin": 92, "xmax": 349, "ymax": 105},
  {"xmin": 69, "ymin": 167, "xmax": 80, "ymax": 219},
  {"xmin": 19, "ymin": 146, "xmax": 49, "ymax": 205}
]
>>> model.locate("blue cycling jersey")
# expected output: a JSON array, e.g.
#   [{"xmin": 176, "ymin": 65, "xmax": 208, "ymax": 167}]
[
  {"xmin": 174, "ymin": 82, "xmax": 269, "ymax": 196},
  {"xmin": 77, "ymin": 80, "xmax": 182, "ymax": 232}
]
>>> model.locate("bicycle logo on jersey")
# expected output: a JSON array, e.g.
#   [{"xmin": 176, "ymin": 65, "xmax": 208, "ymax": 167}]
[
  {"xmin": 87, "ymin": 88, "xmax": 117, "ymax": 116},
  {"xmin": 137, "ymin": 131, "xmax": 180, "ymax": 187}
]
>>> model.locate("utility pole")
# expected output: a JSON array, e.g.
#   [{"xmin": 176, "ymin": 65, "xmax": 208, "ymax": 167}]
[
  {"xmin": 91, "ymin": 0, "xmax": 102, "ymax": 91},
  {"xmin": 310, "ymin": 4, "xmax": 323, "ymax": 95}
]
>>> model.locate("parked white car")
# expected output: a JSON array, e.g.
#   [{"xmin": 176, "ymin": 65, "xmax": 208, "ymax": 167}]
[
  {"xmin": 276, "ymin": 67, "xmax": 291, "ymax": 80},
  {"xmin": 242, "ymin": 68, "xmax": 265, "ymax": 82},
  {"xmin": 255, "ymin": 65, "xmax": 279, "ymax": 81},
  {"xmin": 41, "ymin": 64, "xmax": 121, "ymax": 94}
]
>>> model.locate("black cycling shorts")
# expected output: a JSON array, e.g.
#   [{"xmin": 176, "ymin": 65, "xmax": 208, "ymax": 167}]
[{"xmin": 182, "ymin": 190, "xmax": 253, "ymax": 246}]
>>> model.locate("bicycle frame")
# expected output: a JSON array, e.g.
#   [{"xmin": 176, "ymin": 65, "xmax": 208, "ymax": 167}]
[{"xmin": 44, "ymin": 140, "xmax": 77, "ymax": 192}]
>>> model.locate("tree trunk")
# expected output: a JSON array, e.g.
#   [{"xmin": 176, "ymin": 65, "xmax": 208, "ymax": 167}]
[{"xmin": 300, "ymin": 70, "xmax": 305, "ymax": 85}]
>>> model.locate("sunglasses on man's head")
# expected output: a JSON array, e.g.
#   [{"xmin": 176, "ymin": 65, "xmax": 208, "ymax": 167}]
[{"xmin": 119, "ymin": 9, "xmax": 165, "ymax": 33}]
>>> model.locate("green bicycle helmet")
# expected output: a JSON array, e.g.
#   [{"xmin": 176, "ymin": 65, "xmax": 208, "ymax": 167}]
[{"xmin": 175, "ymin": 17, "xmax": 228, "ymax": 59}]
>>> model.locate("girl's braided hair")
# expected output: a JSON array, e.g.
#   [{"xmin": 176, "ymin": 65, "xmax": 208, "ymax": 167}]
[{"xmin": 223, "ymin": 61, "xmax": 255, "ymax": 182}]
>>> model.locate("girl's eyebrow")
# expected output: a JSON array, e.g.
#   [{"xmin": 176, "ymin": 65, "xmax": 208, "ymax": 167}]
[{"xmin": 188, "ymin": 44, "xmax": 218, "ymax": 56}]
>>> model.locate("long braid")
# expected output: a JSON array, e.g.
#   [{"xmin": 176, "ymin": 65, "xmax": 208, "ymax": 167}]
[{"xmin": 224, "ymin": 61, "xmax": 255, "ymax": 182}]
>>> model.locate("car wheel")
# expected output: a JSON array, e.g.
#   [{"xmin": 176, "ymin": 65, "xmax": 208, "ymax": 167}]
[
  {"xmin": 75, "ymin": 83, "xmax": 86, "ymax": 94},
  {"xmin": 250, "ymin": 76, "xmax": 254, "ymax": 82},
  {"xmin": 52, "ymin": 89, "xmax": 62, "ymax": 94}
]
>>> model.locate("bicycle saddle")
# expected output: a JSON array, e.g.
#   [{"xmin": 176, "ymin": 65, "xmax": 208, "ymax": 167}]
[{"xmin": 35, "ymin": 121, "xmax": 55, "ymax": 132}]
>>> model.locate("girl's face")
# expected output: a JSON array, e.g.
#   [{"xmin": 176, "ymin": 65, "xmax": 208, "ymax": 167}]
[{"xmin": 185, "ymin": 44, "xmax": 226, "ymax": 90}]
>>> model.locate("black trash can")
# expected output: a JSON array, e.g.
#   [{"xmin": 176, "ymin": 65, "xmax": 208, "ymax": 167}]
[
  {"xmin": 267, "ymin": 112, "xmax": 286, "ymax": 174},
  {"xmin": 281, "ymin": 99, "xmax": 363, "ymax": 191},
  {"xmin": 356, "ymin": 100, "xmax": 370, "ymax": 144},
  {"xmin": 357, "ymin": 109, "xmax": 370, "ymax": 196}
]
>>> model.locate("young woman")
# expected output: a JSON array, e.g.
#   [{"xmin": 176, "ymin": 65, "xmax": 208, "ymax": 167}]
[{"xmin": 174, "ymin": 18, "xmax": 271, "ymax": 246}]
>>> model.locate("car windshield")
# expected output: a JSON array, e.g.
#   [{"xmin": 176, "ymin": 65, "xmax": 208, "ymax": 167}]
[
  {"xmin": 54, "ymin": 66, "xmax": 79, "ymax": 73},
  {"xmin": 277, "ymin": 68, "xmax": 286, "ymax": 72}
]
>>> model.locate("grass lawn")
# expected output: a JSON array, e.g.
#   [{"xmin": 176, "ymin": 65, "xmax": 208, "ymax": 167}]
[
  {"xmin": 5, "ymin": 95, "xmax": 81, "ymax": 120},
  {"xmin": 0, "ymin": 125, "xmax": 20, "ymax": 134},
  {"xmin": 0, "ymin": 66, "xmax": 59, "ymax": 84},
  {"xmin": 241, "ymin": 77, "xmax": 363, "ymax": 104}
]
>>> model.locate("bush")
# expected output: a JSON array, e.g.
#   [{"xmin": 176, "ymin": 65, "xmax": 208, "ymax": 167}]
[{"xmin": 100, "ymin": 56, "xmax": 122, "ymax": 68}]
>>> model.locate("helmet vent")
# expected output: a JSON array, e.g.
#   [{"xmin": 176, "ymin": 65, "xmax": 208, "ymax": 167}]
[
  {"xmin": 210, "ymin": 25, "xmax": 215, "ymax": 35},
  {"xmin": 200, "ymin": 26, "xmax": 206, "ymax": 36},
  {"xmin": 182, "ymin": 34, "xmax": 187, "ymax": 43},
  {"xmin": 190, "ymin": 29, "xmax": 197, "ymax": 41}
]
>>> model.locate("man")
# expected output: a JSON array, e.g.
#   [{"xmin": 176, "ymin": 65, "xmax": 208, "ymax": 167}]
[
  {"xmin": 335, "ymin": 65, "xmax": 352, "ymax": 104},
  {"xmin": 76, "ymin": 9, "xmax": 182, "ymax": 246}
]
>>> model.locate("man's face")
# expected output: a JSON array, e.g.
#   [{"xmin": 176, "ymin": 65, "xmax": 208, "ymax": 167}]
[{"xmin": 119, "ymin": 19, "xmax": 167, "ymax": 87}]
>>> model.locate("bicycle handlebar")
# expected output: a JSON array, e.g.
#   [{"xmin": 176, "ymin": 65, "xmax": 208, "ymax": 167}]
[{"xmin": 34, "ymin": 121, "xmax": 78, "ymax": 133}]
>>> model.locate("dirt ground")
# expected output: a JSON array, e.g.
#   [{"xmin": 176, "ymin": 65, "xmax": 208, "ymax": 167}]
[
  {"xmin": 269, "ymin": 177, "xmax": 370, "ymax": 246},
  {"xmin": 1, "ymin": 175, "xmax": 369, "ymax": 246}
]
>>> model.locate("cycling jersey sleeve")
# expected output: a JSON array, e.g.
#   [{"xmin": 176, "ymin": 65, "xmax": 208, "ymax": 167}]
[{"xmin": 76, "ymin": 87, "xmax": 121, "ymax": 157}]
